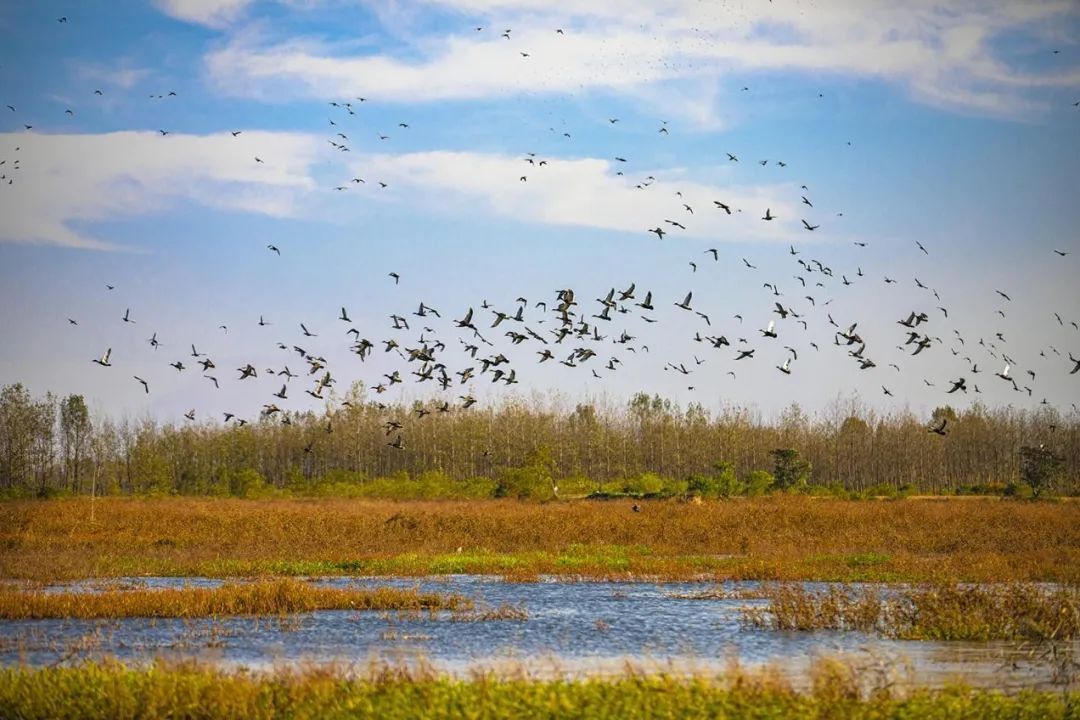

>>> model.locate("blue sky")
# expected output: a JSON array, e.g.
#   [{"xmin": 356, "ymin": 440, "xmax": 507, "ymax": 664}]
[{"xmin": 0, "ymin": 0, "xmax": 1078, "ymax": 424}]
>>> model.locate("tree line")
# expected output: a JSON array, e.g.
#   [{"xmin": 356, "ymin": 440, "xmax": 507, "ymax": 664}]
[{"xmin": 0, "ymin": 383, "xmax": 1076, "ymax": 498}]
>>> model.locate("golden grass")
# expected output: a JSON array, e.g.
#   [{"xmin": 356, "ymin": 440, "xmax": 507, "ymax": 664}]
[
  {"xmin": 746, "ymin": 582, "xmax": 1080, "ymax": 641},
  {"xmin": 1, "ymin": 496, "xmax": 1077, "ymax": 583},
  {"xmin": 0, "ymin": 658, "xmax": 1076, "ymax": 720},
  {"xmin": 0, "ymin": 578, "xmax": 469, "ymax": 619}
]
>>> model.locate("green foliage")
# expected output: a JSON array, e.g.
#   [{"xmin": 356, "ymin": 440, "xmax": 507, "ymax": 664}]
[
  {"xmin": 744, "ymin": 470, "xmax": 775, "ymax": 496},
  {"xmin": 687, "ymin": 462, "xmax": 741, "ymax": 498},
  {"xmin": 770, "ymin": 448, "xmax": 811, "ymax": 491},
  {"xmin": 622, "ymin": 472, "xmax": 667, "ymax": 496},
  {"xmin": 495, "ymin": 445, "xmax": 558, "ymax": 500}
]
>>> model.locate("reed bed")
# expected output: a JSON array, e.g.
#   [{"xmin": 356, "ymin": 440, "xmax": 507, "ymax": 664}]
[
  {"xmin": 0, "ymin": 658, "xmax": 1075, "ymax": 720},
  {"xmin": 1, "ymin": 497, "xmax": 1076, "ymax": 583},
  {"xmin": 0, "ymin": 579, "xmax": 470, "ymax": 619},
  {"xmin": 747, "ymin": 582, "xmax": 1080, "ymax": 641}
]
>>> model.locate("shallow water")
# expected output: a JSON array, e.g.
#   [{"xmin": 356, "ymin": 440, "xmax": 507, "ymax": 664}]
[{"xmin": 0, "ymin": 576, "xmax": 1071, "ymax": 689}]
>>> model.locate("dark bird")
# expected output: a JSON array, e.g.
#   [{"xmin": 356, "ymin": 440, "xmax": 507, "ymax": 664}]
[
  {"xmin": 134, "ymin": 376, "xmax": 149, "ymax": 394},
  {"xmin": 928, "ymin": 416, "xmax": 948, "ymax": 436},
  {"xmin": 946, "ymin": 377, "xmax": 968, "ymax": 394},
  {"xmin": 801, "ymin": 219, "xmax": 819, "ymax": 231}
]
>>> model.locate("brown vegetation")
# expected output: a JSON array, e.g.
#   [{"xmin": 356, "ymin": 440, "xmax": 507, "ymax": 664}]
[
  {"xmin": 0, "ymin": 578, "xmax": 469, "ymax": 619},
  {"xmin": 745, "ymin": 582, "xmax": 1080, "ymax": 641},
  {"xmin": 1, "ymin": 497, "xmax": 1076, "ymax": 583}
]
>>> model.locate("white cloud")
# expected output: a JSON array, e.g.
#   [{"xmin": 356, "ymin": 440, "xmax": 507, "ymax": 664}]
[
  {"xmin": 156, "ymin": 0, "xmax": 254, "ymax": 28},
  {"xmin": 204, "ymin": 0, "xmax": 1080, "ymax": 116},
  {"xmin": 0, "ymin": 131, "xmax": 321, "ymax": 250},
  {"xmin": 353, "ymin": 150, "xmax": 805, "ymax": 242}
]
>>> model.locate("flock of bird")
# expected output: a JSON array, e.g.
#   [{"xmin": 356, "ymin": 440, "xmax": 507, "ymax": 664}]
[{"xmin": 5, "ymin": 15, "xmax": 1080, "ymax": 452}]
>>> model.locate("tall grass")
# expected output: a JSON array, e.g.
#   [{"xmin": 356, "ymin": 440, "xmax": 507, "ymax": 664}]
[
  {"xmin": 0, "ymin": 579, "xmax": 470, "ymax": 619},
  {"xmin": 0, "ymin": 659, "xmax": 1075, "ymax": 720},
  {"xmin": 2, "ymin": 497, "xmax": 1077, "ymax": 583},
  {"xmin": 747, "ymin": 583, "xmax": 1080, "ymax": 641}
]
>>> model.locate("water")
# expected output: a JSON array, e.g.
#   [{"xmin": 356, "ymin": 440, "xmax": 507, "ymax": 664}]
[{"xmin": 0, "ymin": 576, "xmax": 1069, "ymax": 689}]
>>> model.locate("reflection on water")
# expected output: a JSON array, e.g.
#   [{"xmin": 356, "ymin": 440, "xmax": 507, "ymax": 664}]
[{"xmin": 0, "ymin": 576, "xmax": 1071, "ymax": 689}]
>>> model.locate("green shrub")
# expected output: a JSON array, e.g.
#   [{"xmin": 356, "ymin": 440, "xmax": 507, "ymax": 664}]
[
  {"xmin": 770, "ymin": 448, "xmax": 811, "ymax": 491},
  {"xmin": 744, "ymin": 470, "xmax": 775, "ymax": 496},
  {"xmin": 623, "ymin": 472, "xmax": 667, "ymax": 496}
]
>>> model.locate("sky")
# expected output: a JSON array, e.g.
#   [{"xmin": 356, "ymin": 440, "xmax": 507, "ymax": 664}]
[{"xmin": 0, "ymin": 0, "xmax": 1078, "ymax": 425}]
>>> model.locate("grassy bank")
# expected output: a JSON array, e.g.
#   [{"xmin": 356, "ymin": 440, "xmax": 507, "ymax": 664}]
[
  {"xmin": 0, "ymin": 579, "xmax": 469, "ymax": 619},
  {"xmin": 0, "ymin": 660, "xmax": 1076, "ymax": 720},
  {"xmin": 1, "ymin": 497, "xmax": 1077, "ymax": 583},
  {"xmin": 747, "ymin": 583, "xmax": 1080, "ymax": 641}
]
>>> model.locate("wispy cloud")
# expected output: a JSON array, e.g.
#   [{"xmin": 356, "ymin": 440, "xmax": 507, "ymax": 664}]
[
  {"xmin": 0, "ymin": 131, "xmax": 321, "ymax": 250},
  {"xmin": 156, "ymin": 0, "xmax": 254, "ymax": 28},
  {"xmin": 353, "ymin": 150, "xmax": 806, "ymax": 242},
  {"xmin": 204, "ymin": 0, "xmax": 1080, "ymax": 117}
]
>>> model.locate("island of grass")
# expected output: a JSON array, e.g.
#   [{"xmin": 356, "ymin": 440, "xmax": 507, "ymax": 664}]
[{"xmin": 0, "ymin": 578, "xmax": 469, "ymax": 619}]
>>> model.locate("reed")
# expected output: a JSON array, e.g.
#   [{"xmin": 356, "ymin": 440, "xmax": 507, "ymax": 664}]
[
  {"xmin": 0, "ymin": 578, "xmax": 470, "ymax": 619},
  {"xmin": 0, "ymin": 659, "xmax": 1075, "ymax": 720}
]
